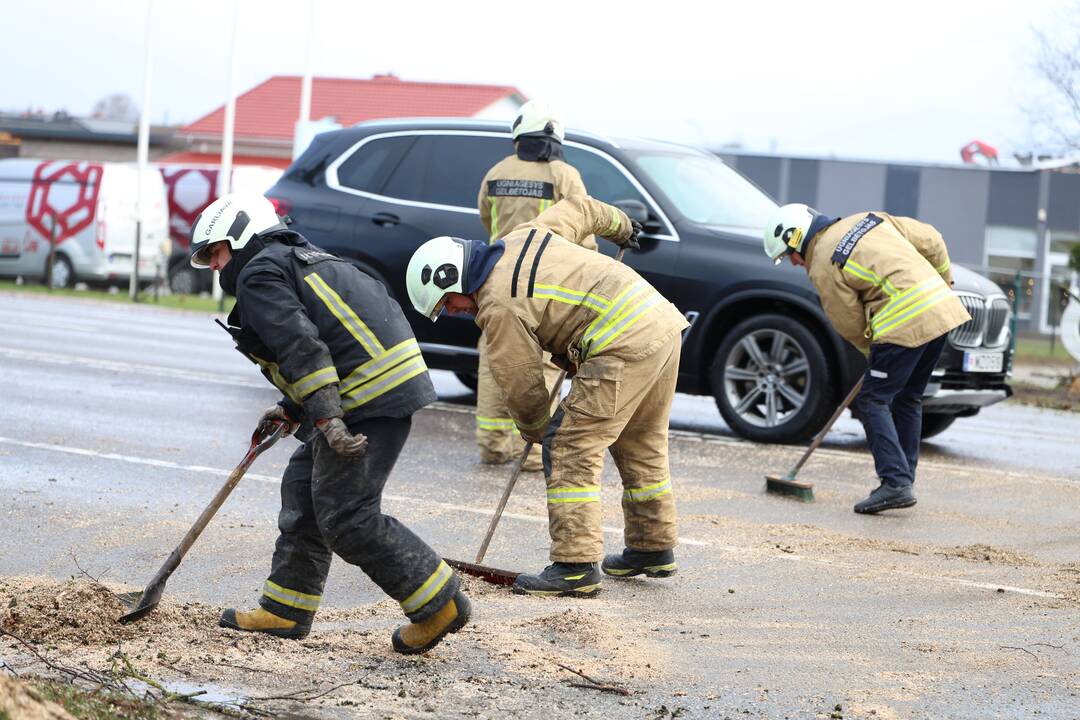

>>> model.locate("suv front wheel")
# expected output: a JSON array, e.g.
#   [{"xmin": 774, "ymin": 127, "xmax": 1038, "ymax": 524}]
[{"xmin": 710, "ymin": 314, "xmax": 835, "ymax": 443}]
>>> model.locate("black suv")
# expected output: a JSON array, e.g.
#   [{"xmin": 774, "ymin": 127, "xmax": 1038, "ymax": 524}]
[{"xmin": 266, "ymin": 118, "xmax": 1012, "ymax": 443}]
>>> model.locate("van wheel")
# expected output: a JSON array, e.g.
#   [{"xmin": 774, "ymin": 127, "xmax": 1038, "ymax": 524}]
[
  {"xmin": 920, "ymin": 414, "xmax": 956, "ymax": 439},
  {"xmin": 47, "ymin": 254, "xmax": 74, "ymax": 289},
  {"xmin": 169, "ymin": 264, "xmax": 201, "ymax": 295},
  {"xmin": 710, "ymin": 314, "xmax": 834, "ymax": 443}
]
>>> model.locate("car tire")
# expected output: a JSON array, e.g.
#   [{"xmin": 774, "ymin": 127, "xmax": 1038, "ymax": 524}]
[
  {"xmin": 454, "ymin": 371, "xmax": 479, "ymax": 393},
  {"xmin": 710, "ymin": 314, "xmax": 835, "ymax": 443},
  {"xmin": 47, "ymin": 254, "xmax": 74, "ymax": 289},
  {"xmin": 920, "ymin": 413, "xmax": 956, "ymax": 440}
]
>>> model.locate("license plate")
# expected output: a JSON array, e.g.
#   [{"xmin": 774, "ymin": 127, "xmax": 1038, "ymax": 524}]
[{"xmin": 962, "ymin": 351, "xmax": 1003, "ymax": 373}]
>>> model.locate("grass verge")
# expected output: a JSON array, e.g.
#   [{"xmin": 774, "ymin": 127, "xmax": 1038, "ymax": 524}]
[{"xmin": 0, "ymin": 281, "xmax": 233, "ymax": 314}]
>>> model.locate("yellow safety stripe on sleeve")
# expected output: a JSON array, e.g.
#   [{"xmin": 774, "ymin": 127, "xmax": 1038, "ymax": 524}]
[
  {"xmin": 514, "ymin": 412, "xmax": 550, "ymax": 432},
  {"xmin": 581, "ymin": 281, "xmax": 662, "ymax": 358},
  {"xmin": 250, "ymin": 355, "xmax": 302, "ymax": 404},
  {"xmin": 547, "ymin": 486, "xmax": 602, "ymax": 504},
  {"xmin": 341, "ymin": 355, "xmax": 428, "ymax": 412},
  {"xmin": 292, "ymin": 366, "xmax": 340, "ymax": 398},
  {"xmin": 262, "ymin": 580, "xmax": 321, "ymax": 612},
  {"xmin": 400, "ymin": 560, "xmax": 452, "ymax": 614},
  {"xmin": 872, "ymin": 286, "xmax": 954, "ymax": 339},
  {"xmin": 533, "ymin": 283, "xmax": 611, "ymax": 313},
  {"xmin": 605, "ymin": 207, "xmax": 621, "ymax": 236},
  {"xmin": 489, "ymin": 198, "xmax": 499, "ymax": 241},
  {"xmin": 935, "ymin": 259, "xmax": 951, "ymax": 274},
  {"xmin": 871, "ymin": 276, "xmax": 944, "ymax": 331},
  {"xmin": 622, "ymin": 478, "xmax": 673, "ymax": 502},
  {"xmin": 477, "ymin": 416, "xmax": 517, "ymax": 431},
  {"xmin": 843, "ymin": 260, "xmax": 898, "ymax": 298},
  {"xmin": 304, "ymin": 273, "xmax": 385, "ymax": 358},
  {"xmin": 339, "ymin": 338, "xmax": 422, "ymax": 395}
]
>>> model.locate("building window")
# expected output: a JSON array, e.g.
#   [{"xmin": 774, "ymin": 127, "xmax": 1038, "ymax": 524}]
[{"xmin": 985, "ymin": 225, "xmax": 1038, "ymax": 320}]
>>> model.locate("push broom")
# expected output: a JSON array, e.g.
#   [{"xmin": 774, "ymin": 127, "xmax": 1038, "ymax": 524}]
[{"xmin": 765, "ymin": 376, "xmax": 863, "ymax": 502}]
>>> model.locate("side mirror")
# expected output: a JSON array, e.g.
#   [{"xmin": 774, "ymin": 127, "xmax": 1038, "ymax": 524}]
[{"xmin": 613, "ymin": 199, "xmax": 664, "ymax": 234}]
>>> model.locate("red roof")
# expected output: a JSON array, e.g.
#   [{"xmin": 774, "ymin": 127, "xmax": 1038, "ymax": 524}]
[
  {"xmin": 182, "ymin": 75, "xmax": 524, "ymax": 141},
  {"xmin": 157, "ymin": 151, "xmax": 292, "ymax": 169}
]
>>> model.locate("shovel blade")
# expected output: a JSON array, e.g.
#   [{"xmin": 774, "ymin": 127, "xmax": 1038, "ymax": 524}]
[
  {"xmin": 445, "ymin": 557, "xmax": 519, "ymax": 586},
  {"xmin": 116, "ymin": 580, "xmax": 167, "ymax": 623}
]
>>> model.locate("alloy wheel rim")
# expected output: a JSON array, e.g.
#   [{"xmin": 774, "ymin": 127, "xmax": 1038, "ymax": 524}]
[{"xmin": 722, "ymin": 329, "xmax": 810, "ymax": 428}]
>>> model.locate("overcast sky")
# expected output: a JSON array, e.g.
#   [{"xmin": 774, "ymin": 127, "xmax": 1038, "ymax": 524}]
[{"xmin": 1, "ymin": 0, "xmax": 1072, "ymax": 164}]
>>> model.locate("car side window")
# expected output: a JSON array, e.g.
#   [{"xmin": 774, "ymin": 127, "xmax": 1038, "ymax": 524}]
[
  {"xmin": 381, "ymin": 135, "xmax": 510, "ymax": 208},
  {"xmin": 564, "ymin": 147, "xmax": 646, "ymax": 206},
  {"xmin": 336, "ymin": 136, "xmax": 413, "ymax": 193}
]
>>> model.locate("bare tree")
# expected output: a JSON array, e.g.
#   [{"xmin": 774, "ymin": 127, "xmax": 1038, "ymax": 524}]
[
  {"xmin": 91, "ymin": 93, "xmax": 139, "ymax": 123},
  {"xmin": 1028, "ymin": 2, "xmax": 1080, "ymax": 154}
]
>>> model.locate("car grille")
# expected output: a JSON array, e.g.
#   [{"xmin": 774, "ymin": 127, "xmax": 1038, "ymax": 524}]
[{"xmin": 949, "ymin": 293, "xmax": 1010, "ymax": 349}]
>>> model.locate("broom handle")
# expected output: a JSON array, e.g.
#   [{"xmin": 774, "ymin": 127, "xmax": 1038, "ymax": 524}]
[
  {"xmin": 790, "ymin": 376, "xmax": 864, "ymax": 475},
  {"xmin": 473, "ymin": 246, "xmax": 629, "ymax": 564}
]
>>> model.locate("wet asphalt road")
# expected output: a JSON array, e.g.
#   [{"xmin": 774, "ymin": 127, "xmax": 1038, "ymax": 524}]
[{"xmin": 1, "ymin": 292, "xmax": 1078, "ymax": 718}]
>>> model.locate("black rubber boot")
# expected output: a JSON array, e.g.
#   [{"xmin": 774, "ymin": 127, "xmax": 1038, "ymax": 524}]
[
  {"xmin": 511, "ymin": 562, "xmax": 602, "ymax": 597},
  {"xmin": 601, "ymin": 548, "xmax": 677, "ymax": 578},
  {"xmin": 391, "ymin": 590, "xmax": 471, "ymax": 655},
  {"xmin": 219, "ymin": 607, "xmax": 312, "ymax": 639},
  {"xmin": 854, "ymin": 483, "xmax": 917, "ymax": 514}
]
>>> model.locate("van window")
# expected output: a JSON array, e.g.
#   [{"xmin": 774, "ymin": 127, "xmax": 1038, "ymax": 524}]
[
  {"xmin": 564, "ymin": 147, "xmax": 646, "ymax": 206},
  {"xmin": 336, "ymin": 136, "xmax": 413, "ymax": 193},
  {"xmin": 381, "ymin": 135, "xmax": 510, "ymax": 208}
]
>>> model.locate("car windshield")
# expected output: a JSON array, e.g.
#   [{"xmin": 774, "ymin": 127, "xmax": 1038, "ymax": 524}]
[{"xmin": 630, "ymin": 148, "xmax": 778, "ymax": 230}]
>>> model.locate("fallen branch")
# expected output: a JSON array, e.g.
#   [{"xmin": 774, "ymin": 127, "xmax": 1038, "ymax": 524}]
[
  {"xmin": 70, "ymin": 551, "xmax": 127, "ymax": 605},
  {"xmin": 1027, "ymin": 642, "xmax": 1068, "ymax": 654},
  {"xmin": 1000, "ymin": 646, "xmax": 1039, "ymax": 660},
  {"xmin": 0, "ymin": 627, "xmax": 109, "ymax": 686},
  {"xmin": 249, "ymin": 671, "xmax": 377, "ymax": 702},
  {"xmin": 556, "ymin": 662, "xmax": 632, "ymax": 696}
]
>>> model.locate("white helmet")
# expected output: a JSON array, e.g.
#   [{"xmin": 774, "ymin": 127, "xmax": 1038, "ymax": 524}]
[
  {"xmin": 406, "ymin": 236, "xmax": 469, "ymax": 321},
  {"xmin": 511, "ymin": 100, "xmax": 565, "ymax": 143},
  {"xmin": 189, "ymin": 192, "xmax": 286, "ymax": 267},
  {"xmin": 763, "ymin": 203, "xmax": 817, "ymax": 265}
]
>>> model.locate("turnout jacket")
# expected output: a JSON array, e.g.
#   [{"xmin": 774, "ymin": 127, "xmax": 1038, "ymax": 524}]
[
  {"xmin": 804, "ymin": 212, "xmax": 971, "ymax": 353},
  {"xmin": 474, "ymin": 196, "xmax": 688, "ymax": 435},
  {"xmin": 478, "ymin": 155, "xmax": 595, "ymax": 250},
  {"xmin": 224, "ymin": 237, "xmax": 436, "ymax": 424}
]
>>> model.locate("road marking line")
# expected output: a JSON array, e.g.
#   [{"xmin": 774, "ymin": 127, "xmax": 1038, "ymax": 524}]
[
  {"xmin": 4, "ymin": 435, "xmax": 1066, "ymax": 596},
  {"xmin": 0, "ymin": 346, "xmax": 263, "ymax": 389}
]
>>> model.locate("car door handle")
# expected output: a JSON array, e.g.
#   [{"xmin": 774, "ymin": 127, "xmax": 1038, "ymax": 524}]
[{"xmin": 372, "ymin": 212, "xmax": 400, "ymax": 227}]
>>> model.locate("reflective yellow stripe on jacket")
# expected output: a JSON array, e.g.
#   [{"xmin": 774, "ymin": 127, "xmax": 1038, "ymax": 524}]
[
  {"xmin": 871, "ymin": 277, "xmax": 953, "ymax": 340},
  {"xmin": 477, "ymin": 416, "xmax": 516, "ymax": 431},
  {"xmin": 581, "ymin": 281, "xmax": 663, "ymax": 359}
]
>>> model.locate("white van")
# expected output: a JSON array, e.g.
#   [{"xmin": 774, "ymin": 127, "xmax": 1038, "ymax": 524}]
[
  {"xmin": 0, "ymin": 159, "xmax": 169, "ymax": 287},
  {"xmin": 159, "ymin": 164, "xmax": 283, "ymax": 294}
]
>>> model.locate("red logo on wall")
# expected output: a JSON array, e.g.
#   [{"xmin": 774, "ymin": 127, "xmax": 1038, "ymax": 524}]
[
  {"xmin": 160, "ymin": 167, "xmax": 219, "ymax": 250},
  {"xmin": 25, "ymin": 161, "xmax": 103, "ymax": 245}
]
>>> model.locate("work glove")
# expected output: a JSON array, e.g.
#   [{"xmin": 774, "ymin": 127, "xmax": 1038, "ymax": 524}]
[
  {"xmin": 616, "ymin": 219, "xmax": 642, "ymax": 250},
  {"xmin": 258, "ymin": 404, "xmax": 299, "ymax": 438},
  {"xmin": 520, "ymin": 429, "xmax": 543, "ymax": 445},
  {"xmin": 317, "ymin": 417, "xmax": 369, "ymax": 457},
  {"xmin": 549, "ymin": 353, "xmax": 578, "ymax": 378}
]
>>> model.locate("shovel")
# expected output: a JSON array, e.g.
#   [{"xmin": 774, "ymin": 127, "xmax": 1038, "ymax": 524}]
[{"xmin": 117, "ymin": 422, "xmax": 286, "ymax": 623}]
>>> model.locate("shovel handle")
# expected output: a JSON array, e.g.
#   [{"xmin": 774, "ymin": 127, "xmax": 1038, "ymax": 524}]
[{"xmin": 168, "ymin": 423, "xmax": 285, "ymax": 563}]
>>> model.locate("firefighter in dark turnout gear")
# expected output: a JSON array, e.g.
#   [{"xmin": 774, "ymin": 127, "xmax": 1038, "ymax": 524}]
[{"xmin": 189, "ymin": 193, "xmax": 470, "ymax": 655}]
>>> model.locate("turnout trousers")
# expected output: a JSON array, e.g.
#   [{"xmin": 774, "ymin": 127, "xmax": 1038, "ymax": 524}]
[
  {"xmin": 853, "ymin": 334, "xmax": 948, "ymax": 488},
  {"xmin": 476, "ymin": 332, "xmax": 560, "ymax": 464},
  {"xmin": 258, "ymin": 415, "xmax": 459, "ymax": 624},
  {"xmin": 541, "ymin": 333, "xmax": 681, "ymax": 563}
]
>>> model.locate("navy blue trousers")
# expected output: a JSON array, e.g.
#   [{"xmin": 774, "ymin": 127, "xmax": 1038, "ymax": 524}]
[{"xmin": 853, "ymin": 335, "xmax": 947, "ymax": 488}]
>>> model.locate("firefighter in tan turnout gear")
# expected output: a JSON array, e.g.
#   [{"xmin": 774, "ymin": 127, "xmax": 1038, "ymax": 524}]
[
  {"xmin": 407, "ymin": 196, "xmax": 688, "ymax": 597},
  {"xmin": 764, "ymin": 205, "xmax": 970, "ymax": 514},
  {"xmin": 474, "ymin": 101, "xmax": 595, "ymax": 471}
]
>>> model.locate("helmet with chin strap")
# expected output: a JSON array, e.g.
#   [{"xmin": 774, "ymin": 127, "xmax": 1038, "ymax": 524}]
[
  {"xmin": 763, "ymin": 203, "xmax": 818, "ymax": 265},
  {"xmin": 189, "ymin": 193, "xmax": 287, "ymax": 268}
]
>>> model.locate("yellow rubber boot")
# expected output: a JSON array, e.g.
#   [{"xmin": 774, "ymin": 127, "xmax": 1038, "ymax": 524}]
[
  {"xmin": 218, "ymin": 607, "xmax": 311, "ymax": 639},
  {"xmin": 391, "ymin": 591, "xmax": 471, "ymax": 655}
]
